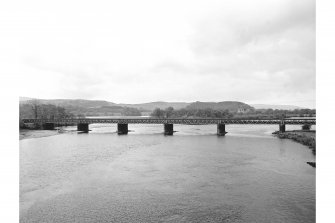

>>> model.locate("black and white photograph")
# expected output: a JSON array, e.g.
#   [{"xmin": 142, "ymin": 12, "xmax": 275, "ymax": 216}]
[{"xmin": 3, "ymin": 0, "xmax": 334, "ymax": 222}]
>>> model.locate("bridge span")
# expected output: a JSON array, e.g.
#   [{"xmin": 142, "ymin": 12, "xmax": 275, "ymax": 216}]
[{"xmin": 22, "ymin": 118, "xmax": 316, "ymax": 136}]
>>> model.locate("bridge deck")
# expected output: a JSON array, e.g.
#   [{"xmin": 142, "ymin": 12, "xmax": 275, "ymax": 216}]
[{"xmin": 22, "ymin": 118, "xmax": 316, "ymax": 125}]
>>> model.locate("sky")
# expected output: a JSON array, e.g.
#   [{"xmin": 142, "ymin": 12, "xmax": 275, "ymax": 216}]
[{"xmin": 0, "ymin": 0, "xmax": 315, "ymax": 108}]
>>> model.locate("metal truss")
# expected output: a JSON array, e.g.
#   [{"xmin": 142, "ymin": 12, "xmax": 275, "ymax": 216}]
[{"xmin": 22, "ymin": 118, "xmax": 316, "ymax": 125}]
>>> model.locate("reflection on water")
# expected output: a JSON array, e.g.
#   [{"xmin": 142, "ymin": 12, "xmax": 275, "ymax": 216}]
[{"xmin": 20, "ymin": 124, "xmax": 315, "ymax": 223}]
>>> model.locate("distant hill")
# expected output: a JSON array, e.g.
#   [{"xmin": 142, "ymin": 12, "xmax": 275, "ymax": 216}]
[
  {"xmin": 19, "ymin": 98, "xmax": 138, "ymax": 116},
  {"xmin": 19, "ymin": 97, "xmax": 35, "ymax": 102},
  {"xmin": 185, "ymin": 101, "xmax": 254, "ymax": 112},
  {"xmin": 251, "ymin": 104, "xmax": 304, "ymax": 110},
  {"xmin": 119, "ymin": 101, "xmax": 190, "ymax": 111},
  {"xmin": 25, "ymin": 99, "xmax": 116, "ymax": 108},
  {"xmin": 19, "ymin": 98, "xmax": 189, "ymax": 110},
  {"xmin": 21, "ymin": 97, "xmax": 308, "ymax": 116}
]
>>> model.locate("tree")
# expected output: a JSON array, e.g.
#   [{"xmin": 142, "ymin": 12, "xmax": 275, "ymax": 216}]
[
  {"xmin": 30, "ymin": 100, "xmax": 40, "ymax": 118},
  {"xmin": 151, "ymin": 108, "xmax": 165, "ymax": 118},
  {"xmin": 165, "ymin": 107, "xmax": 174, "ymax": 118},
  {"xmin": 121, "ymin": 107, "xmax": 141, "ymax": 116}
]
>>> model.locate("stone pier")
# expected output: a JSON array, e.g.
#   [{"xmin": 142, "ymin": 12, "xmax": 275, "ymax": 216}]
[
  {"xmin": 279, "ymin": 124, "xmax": 286, "ymax": 133},
  {"xmin": 43, "ymin": 122, "xmax": 55, "ymax": 130},
  {"xmin": 302, "ymin": 124, "xmax": 311, "ymax": 130},
  {"xmin": 117, "ymin": 123, "xmax": 128, "ymax": 135},
  {"xmin": 164, "ymin": 124, "xmax": 173, "ymax": 135},
  {"xmin": 77, "ymin": 123, "xmax": 89, "ymax": 132},
  {"xmin": 217, "ymin": 123, "xmax": 227, "ymax": 136}
]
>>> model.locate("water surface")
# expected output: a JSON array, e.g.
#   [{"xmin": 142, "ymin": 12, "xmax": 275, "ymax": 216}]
[{"xmin": 20, "ymin": 124, "xmax": 315, "ymax": 222}]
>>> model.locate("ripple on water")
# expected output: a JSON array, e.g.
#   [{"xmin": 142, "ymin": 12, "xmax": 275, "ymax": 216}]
[{"xmin": 20, "ymin": 125, "xmax": 315, "ymax": 222}]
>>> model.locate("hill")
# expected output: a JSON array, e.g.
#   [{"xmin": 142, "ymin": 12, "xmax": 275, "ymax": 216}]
[
  {"xmin": 185, "ymin": 101, "xmax": 254, "ymax": 113},
  {"xmin": 19, "ymin": 98, "xmax": 256, "ymax": 115},
  {"xmin": 19, "ymin": 97, "xmax": 35, "ymax": 102},
  {"xmin": 20, "ymin": 99, "xmax": 139, "ymax": 117},
  {"xmin": 23, "ymin": 97, "xmax": 314, "ymax": 117},
  {"xmin": 19, "ymin": 97, "xmax": 315, "ymax": 119},
  {"xmin": 24, "ymin": 99, "xmax": 116, "ymax": 108},
  {"xmin": 250, "ymin": 104, "xmax": 304, "ymax": 110},
  {"xmin": 119, "ymin": 101, "xmax": 190, "ymax": 111}
]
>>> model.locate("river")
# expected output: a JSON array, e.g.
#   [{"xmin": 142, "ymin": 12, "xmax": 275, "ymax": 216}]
[{"xmin": 20, "ymin": 124, "xmax": 315, "ymax": 222}]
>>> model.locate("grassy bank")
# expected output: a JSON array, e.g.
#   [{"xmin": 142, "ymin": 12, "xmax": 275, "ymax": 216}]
[{"xmin": 272, "ymin": 130, "xmax": 316, "ymax": 167}]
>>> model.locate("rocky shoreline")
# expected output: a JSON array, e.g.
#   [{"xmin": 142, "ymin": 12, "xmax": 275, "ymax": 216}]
[{"xmin": 272, "ymin": 130, "xmax": 316, "ymax": 167}]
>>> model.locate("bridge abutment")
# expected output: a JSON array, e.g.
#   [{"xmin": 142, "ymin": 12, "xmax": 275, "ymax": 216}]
[
  {"xmin": 77, "ymin": 123, "xmax": 89, "ymax": 132},
  {"xmin": 118, "ymin": 123, "xmax": 128, "ymax": 135},
  {"xmin": 217, "ymin": 124, "xmax": 227, "ymax": 136},
  {"xmin": 43, "ymin": 122, "xmax": 55, "ymax": 130},
  {"xmin": 279, "ymin": 124, "xmax": 286, "ymax": 133},
  {"xmin": 164, "ymin": 124, "xmax": 173, "ymax": 135}
]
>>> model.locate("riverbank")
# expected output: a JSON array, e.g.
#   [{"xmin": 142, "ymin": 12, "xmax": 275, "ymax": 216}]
[
  {"xmin": 20, "ymin": 129, "xmax": 63, "ymax": 140},
  {"xmin": 272, "ymin": 130, "xmax": 316, "ymax": 167}
]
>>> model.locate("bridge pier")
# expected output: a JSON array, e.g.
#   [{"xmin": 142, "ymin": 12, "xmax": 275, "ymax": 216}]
[
  {"xmin": 164, "ymin": 124, "xmax": 173, "ymax": 135},
  {"xmin": 302, "ymin": 124, "xmax": 311, "ymax": 130},
  {"xmin": 217, "ymin": 123, "xmax": 227, "ymax": 136},
  {"xmin": 118, "ymin": 123, "xmax": 128, "ymax": 135},
  {"xmin": 279, "ymin": 124, "xmax": 286, "ymax": 133},
  {"xmin": 77, "ymin": 123, "xmax": 89, "ymax": 132},
  {"xmin": 43, "ymin": 122, "xmax": 55, "ymax": 130}
]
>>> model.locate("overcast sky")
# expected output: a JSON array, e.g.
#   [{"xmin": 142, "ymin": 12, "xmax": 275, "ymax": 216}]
[{"xmin": 1, "ymin": 0, "xmax": 315, "ymax": 108}]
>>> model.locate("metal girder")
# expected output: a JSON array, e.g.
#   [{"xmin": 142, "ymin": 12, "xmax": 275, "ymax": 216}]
[{"xmin": 22, "ymin": 118, "xmax": 316, "ymax": 125}]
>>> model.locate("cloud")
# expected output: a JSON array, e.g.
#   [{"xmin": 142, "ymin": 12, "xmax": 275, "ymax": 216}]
[{"xmin": 1, "ymin": 0, "xmax": 315, "ymax": 107}]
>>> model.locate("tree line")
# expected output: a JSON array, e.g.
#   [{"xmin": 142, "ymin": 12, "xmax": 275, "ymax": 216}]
[
  {"xmin": 236, "ymin": 108, "xmax": 316, "ymax": 118},
  {"xmin": 20, "ymin": 101, "xmax": 75, "ymax": 119},
  {"xmin": 151, "ymin": 107, "xmax": 234, "ymax": 118},
  {"xmin": 19, "ymin": 101, "xmax": 76, "ymax": 129},
  {"xmin": 121, "ymin": 107, "xmax": 141, "ymax": 116},
  {"xmin": 20, "ymin": 100, "xmax": 142, "ymax": 119},
  {"xmin": 150, "ymin": 107, "xmax": 316, "ymax": 119}
]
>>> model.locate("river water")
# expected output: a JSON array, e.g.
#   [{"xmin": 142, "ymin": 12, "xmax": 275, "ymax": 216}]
[{"xmin": 20, "ymin": 124, "xmax": 315, "ymax": 223}]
